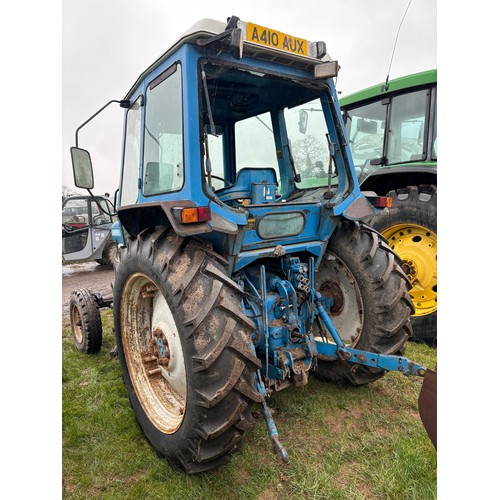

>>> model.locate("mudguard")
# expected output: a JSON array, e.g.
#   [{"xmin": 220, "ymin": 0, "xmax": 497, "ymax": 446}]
[{"xmin": 418, "ymin": 368, "xmax": 437, "ymax": 448}]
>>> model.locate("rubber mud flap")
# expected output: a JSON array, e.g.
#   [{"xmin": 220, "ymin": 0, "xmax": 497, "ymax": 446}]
[{"xmin": 418, "ymin": 368, "xmax": 437, "ymax": 449}]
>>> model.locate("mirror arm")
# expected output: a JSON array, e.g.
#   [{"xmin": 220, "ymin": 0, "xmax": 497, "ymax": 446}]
[{"xmin": 75, "ymin": 99, "xmax": 130, "ymax": 147}]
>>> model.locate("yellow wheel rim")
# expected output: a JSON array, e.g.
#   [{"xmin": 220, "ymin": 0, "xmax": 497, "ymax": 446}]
[{"xmin": 382, "ymin": 223, "xmax": 437, "ymax": 317}]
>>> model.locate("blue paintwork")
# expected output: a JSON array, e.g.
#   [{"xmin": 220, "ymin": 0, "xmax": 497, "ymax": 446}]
[
  {"xmin": 111, "ymin": 221, "xmax": 125, "ymax": 245},
  {"xmin": 313, "ymin": 288, "xmax": 427, "ymax": 377},
  {"xmin": 71, "ymin": 20, "xmax": 433, "ymax": 460},
  {"xmin": 115, "ymin": 41, "xmax": 362, "ymax": 262},
  {"xmin": 315, "ymin": 341, "xmax": 427, "ymax": 377},
  {"xmin": 113, "ymin": 33, "xmax": 427, "ymax": 379},
  {"xmin": 109, "ymin": 26, "xmax": 428, "ymax": 428},
  {"xmin": 254, "ymin": 373, "xmax": 289, "ymax": 463}
]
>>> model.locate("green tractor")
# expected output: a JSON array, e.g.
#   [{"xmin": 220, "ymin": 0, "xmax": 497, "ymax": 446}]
[{"xmin": 340, "ymin": 70, "xmax": 437, "ymax": 345}]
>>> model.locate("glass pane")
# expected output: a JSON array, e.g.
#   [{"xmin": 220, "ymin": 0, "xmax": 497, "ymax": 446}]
[
  {"xmin": 284, "ymin": 98, "xmax": 331, "ymax": 189},
  {"xmin": 120, "ymin": 99, "xmax": 142, "ymax": 206},
  {"xmin": 344, "ymin": 100, "xmax": 386, "ymax": 172},
  {"xmin": 90, "ymin": 200, "xmax": 112, "ymax": 225},
  {"xmin": 235, "ymin": 112, "xmax": 279, "ymax": 176},
  {"xmin": 62, "ymin": 199, "xmax": 88, "ymax": 224},
  {"xmin": 71, "ymin": 148, "xmax": 94, "ymax": 189},
  {"xmin": 432, "ymin": 91, "xmax": 437, "ymax": 159},
  {"xmin": 143, "ymin": 65, "xmax": 184, "ymax": 196},
  {"xmin": 63, "ymin": 231, "xmax": 88, "ymax": 254},
  {"xmin": 206, "ymin": 133, "xmax": 225, "ymax": 190},
  {"xmin": 387, "ymin": 89, "xmax": 427, "ymax": 164}
]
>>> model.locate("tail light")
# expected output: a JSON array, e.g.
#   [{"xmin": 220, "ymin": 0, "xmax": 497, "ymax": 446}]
[
  {"xmin": 372, "ymin": 196, "xmax": 392, "ymax": 208},
  {"xmin": 180, "ymin": 206, "xmax": 212, "ymax": 224}
]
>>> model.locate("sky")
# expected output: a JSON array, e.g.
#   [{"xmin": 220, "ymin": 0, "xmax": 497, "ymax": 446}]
[
  {"xmin": 4, "ymin": 0, "xmax": 500, "ymax": 496},
  {"xmin": 62, "ymin": 0, "xmax": 437, "ymax": 195}
]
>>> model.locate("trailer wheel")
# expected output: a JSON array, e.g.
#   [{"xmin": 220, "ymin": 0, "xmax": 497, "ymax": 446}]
[
  {"xmin": 113, "ymin": 228, "xmax": 261, "ymax": 474},
  {"xmin": 370, "ymin": 185, "xmax": 437, "ymax": 345},
  {"xmin": 313, "ymin": 219, "xmax": 413, "ymax": 386},
  {"xmin": 69, "ymin": 288, "xmax": 103, "ymax": 354}
]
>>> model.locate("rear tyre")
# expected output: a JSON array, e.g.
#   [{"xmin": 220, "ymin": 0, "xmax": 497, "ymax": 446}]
[
  {"xmin": 369, "ymin": 185, "xmax": 437, "ymax": 345},
  {"xmin": 97, "ymin": 241, "xmax": 118, "ymax": 267},
  {"xmin": 69, "ymin": 288, "xmax": 103, "ymax": 354},
  {"xmin": 113, "ymin": 228, "xmax": 261, "ymax": 474},
  {"xmin": 313, "ymin": 219, "xmax": 413, "ymax": 386}
]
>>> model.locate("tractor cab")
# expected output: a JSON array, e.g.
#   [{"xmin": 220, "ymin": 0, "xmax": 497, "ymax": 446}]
[
  {"xmin": 62, "ymin": 194, "xmax": 117, "ymax": 265},
  {"xmin": 71, "ymin": 17, "xmax": 376, "ymax": 275}
]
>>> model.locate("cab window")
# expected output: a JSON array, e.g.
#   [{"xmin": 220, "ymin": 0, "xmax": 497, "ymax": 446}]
[
  {"xmin": 62, "ymin": 198, "xmax": 88, "ymax": 225},
  {"xmin": 120, "ymin": 98, "xmax": 143, "ymax": 206},
  {"xmin": 90, "ymin": 200, "xmax": 112, "ymax": 225},
  {"xmin": 284, "ymin": 98, "xmax": 332, "ymax": 189},
  {"xmin": 344, "ymin": 100, "xmax": 386, "ymax": 171},
  {"xmin": 143, "ymin": 64, "xmax": 184, "ymax": 196},
  {"xmin": 387, "ymin": 89, "xmax": 428, "ymax": 164},
  {"xmin": 235, "ymin": 112, "xmax": 279, "ymax": 175}
]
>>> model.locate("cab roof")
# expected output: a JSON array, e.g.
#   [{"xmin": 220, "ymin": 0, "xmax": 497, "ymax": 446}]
[
  {"xmin": 123, "ymin": 17, "xmax": 332, "ymax": 101},
  {"xmin": 339, "ymin": 69, "xmax": 437, "ymax": 108}
]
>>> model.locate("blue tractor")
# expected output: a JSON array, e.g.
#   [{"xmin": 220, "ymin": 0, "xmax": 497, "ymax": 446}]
[{"xmin": 70, "ymin": 16, "xmax": 436, "ymax": 473}]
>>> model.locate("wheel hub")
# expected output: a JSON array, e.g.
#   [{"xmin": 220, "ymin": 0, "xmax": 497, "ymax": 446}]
[
  {"xmin": 382, "ymin": 223, "xmax": 437, "ymax": 317},
  {"xmin": 318, "ymin": 281, "xmax": 344, "ymax": 315},
  {"xmin": 152, "ymin": 327, "xmax": 171, "ymax": 366},
  {"xmin": 401, "ymin": 259, "xmax": 417, "ymax": 278},
  {"xmin": 313, "ymin": 252, "xmax": 363, "ymax": 344}
]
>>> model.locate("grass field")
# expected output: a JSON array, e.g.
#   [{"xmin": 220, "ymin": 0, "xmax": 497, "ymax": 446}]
[{"xmin": 62, "ymin": 310, "xmax": 437, "ymax": 499}]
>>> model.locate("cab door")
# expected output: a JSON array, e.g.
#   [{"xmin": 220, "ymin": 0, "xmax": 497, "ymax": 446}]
[{"xmin": 62, "ymin": 196, "xmax": 114, "ymax": 263}]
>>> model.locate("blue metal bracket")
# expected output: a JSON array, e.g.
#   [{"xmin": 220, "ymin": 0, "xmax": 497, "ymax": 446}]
[
  {"xmin": 314, "ymin": 290, "xmax": 427, "ymax": 378},
  {"xmin": 315, "ymin": 341, "xmax": 427, "ymax": 377}
]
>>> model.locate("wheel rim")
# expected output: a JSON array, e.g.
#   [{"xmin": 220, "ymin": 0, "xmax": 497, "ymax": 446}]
[
  {"xmin": 121, "ymin": 273, "xmax": 187, "ymax": 434},
  {"xmin": 382, "ymin": 223, "xmax": 437, "ymax": 317},
  {"xmin": 71, "ymin": 304, "xmax": 83, "ymax": 344},
  {"xmin": 315, "ymin": 251, "xmax": 364, "ymax": 345}
]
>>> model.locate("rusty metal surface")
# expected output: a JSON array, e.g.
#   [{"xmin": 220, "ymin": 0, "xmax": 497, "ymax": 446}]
[
  {"xmin": 418, "ymin": 368, "xmax": 437, "ymax": 449},
  {"xmin": 318, "ymin": 280, "xmax": 344, "ymax": 315}
]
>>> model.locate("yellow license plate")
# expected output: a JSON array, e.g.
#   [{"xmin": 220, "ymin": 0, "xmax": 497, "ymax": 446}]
[{"xmin": 246, "ymin": 22, "xmax": 309, "ymax": 57}]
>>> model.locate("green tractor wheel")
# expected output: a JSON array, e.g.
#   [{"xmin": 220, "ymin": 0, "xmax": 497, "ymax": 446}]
[
  {"xmin": 113, "ymin": 228, "xmax": 261, "ymax": 474},
  {"xmin": 370, "ymin": 185, "xmax": 437, "ymax": 345}
]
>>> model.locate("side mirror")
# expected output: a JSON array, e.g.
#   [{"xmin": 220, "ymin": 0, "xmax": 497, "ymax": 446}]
[
  {"xmin": 356, "ymin": 119, "xmax": 377, "ymax": 134},
  {"xmin": 71, "ymin": 147, "xmax": 94, "ymax": 189},
  {"xmin": 299, "ymin": 110, "xmax": 308, "ymax": 134}
]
